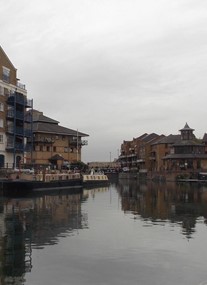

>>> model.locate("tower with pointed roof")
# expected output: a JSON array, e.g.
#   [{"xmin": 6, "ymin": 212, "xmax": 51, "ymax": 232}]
[
  {"xmin": 163, "ymin": 123, "xmax": 207, "ymax": 172},
  {"xmin": 179, "ymin": 123, "xmax": 195, "ymax": 141}
]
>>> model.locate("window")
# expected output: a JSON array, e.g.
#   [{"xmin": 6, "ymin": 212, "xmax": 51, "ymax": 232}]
[
  {"xmin": 2, "ymin": 66, "xmax": 10, "ymax": 82},
  {"xmin": 0, "ymin": 103, "xmax": 4, "ymax": 112},
  {"xmin": 0, "ymin": 119, "xmax": 3, "ymax": 128},
  {"xmin": 40, "ymin": 146, "xmax": 43, "ymax": 151},
  {"xmin": 0, "ymin": 86, "xmax": 3, "ymax": 95},
  {"xmin": 53, "ymin": 146, "xmax": 56, "ymax": 152},
  {"xmin": 0, "ymin": 134, "xmax": 3, "ymax": 143},
  {"xmin": 47, "ymin": 146, "xmax": 50, "ymax": 152}
]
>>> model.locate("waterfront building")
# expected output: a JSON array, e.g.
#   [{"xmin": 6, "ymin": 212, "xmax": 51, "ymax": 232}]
[
  {"xmin": 26, "ymin": 110, "xmax": 88, "ymax": 169},
  {"xmin": 137, "ymin": 133, "xmax": 164, "ymax": 171},
  {"xmin": 0, "ymin": 46, "xmax": 33, "ymax": 168},
  {"xmin": 163, "ymin": 123, "xmax": 207, "ymax": 171},
  {"xmin": 150, "ymin": 134, "xmax": 180, "ymax": 171},
  {"xmin": 119, "ymin": 123, "xmax": 207, "ymax": 176},
  {"xmin": 119, "ymin": 133, "xmax": 164, "ymax": 170}
]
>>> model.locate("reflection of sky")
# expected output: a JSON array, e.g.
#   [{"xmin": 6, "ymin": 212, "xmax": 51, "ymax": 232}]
[
  {"xmin": 25, "ymin": 186, "xmax": 207, "ymax": 285},
  {"xmin": 2, "ymin": 184, "xmax": 207, "ymax": 285}
]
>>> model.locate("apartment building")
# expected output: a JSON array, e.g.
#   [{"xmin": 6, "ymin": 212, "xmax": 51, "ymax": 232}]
[
  {"xmin": 26, "ymin": 110, "xmax": 88, "ymax": 169},
  {"xmin": 119, "ymin": 123, "xmax": 207, "ymax": 174},
  {"xmin": 0, "ymin": 46, "xmax": 33, "ymax": 168},
  {"xmin": 163, "ymin": 123, "xmax": 207, "ymax": 171},
  {"xmin": 119, "ymin": 133, "xmax": 164, "ymax": 170}
]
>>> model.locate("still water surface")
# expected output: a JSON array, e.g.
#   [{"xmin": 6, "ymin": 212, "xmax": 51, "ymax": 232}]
[{"xmin": 1, "ymin": 179, "xmax": 207, "ymax": 285}]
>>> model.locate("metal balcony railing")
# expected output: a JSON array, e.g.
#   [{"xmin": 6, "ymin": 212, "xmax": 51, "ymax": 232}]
[
  {"xmin": 6, "ymin": 142, "xmax": 24, "ymax": 151},
  {"xmin": 16, "ymin": 81, "xmax": 26, "ymax": 90}
]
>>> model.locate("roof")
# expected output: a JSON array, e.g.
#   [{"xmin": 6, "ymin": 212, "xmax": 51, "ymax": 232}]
[
  {"xmin": 179, "ymin": 122, "xmax": 194, "ymax": 132},
  {"xmin": 173, "ymin": 140, "xmax": 203, "ymax": 147},
  {"xmin": 50, "ymin": 154, "xmax": 64, "ymax": 161},
  {"xmin": 202, "ymin": 133, "xmax": 207, "ymax": 142},
  {"xmin": 152, "ymin": 134, "xmax": 181, "ymax": 145},
  {"xmin": 0, "ymin": 46, "xmax": 16, "ymax": 70},
  {"xmin": 32, "ymin": 110, "xmax": 59, "ymax": 124},
  {"xmin": 33, "ymin": 122, "xmax": 88, "ymax": 137},
  {"xmin": 141, "ymin": 133, "xmax": 160, "ymax": 143},
  {"xmin": 29, "ymin": 110, "xmax": 89, "ymax": 137},
  {"xmin": 163, "ymin": 153, "xmax": 207, "ymax": 160}
]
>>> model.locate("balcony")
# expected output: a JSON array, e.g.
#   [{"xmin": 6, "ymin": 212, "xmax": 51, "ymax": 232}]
[
  {"xmin": 6, "ymin": 126, "xmax": 24, "ymax": 136},
  {"xmin": 70, "ymin": 138, "xmax": 88, "ymax": 146},
  {"xmin": 16, "ymin": 81, "xmax": 26, "ymax": 90},
  {"xmin": 6, "ymin": 142, "xmax": 24, "ymax": 152},
  {"xmin": 7, "ymin": 93, "xmax": 31, "ymax": 107}
]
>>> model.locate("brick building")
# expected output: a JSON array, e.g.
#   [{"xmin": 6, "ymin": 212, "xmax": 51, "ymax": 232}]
[
  {"xmin": 0, "ymin": 46, "xmax": 33, "ymax": 168},
  {"xmin": 26, "ymin": 110, "xmax": 88, "ymax": 169}
]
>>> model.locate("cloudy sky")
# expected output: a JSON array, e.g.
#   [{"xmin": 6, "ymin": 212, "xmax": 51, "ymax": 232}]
[{"xmin": 1, "ymin": 0, "xmax": 207, "ymax": 162}]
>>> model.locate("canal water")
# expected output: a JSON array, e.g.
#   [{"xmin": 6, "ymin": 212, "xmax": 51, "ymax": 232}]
[{"xmin": 1, "ymin": 179, "xmax": 207, "ymax": 285}]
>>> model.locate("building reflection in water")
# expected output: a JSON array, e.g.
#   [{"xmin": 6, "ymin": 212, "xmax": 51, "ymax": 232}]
[
  {"xmin": 1, "ymin": 182, "xmax": 207, "ymax": 284},
  {"xmin": 0, "ymin": 189, "xmax": 86, "ymax": 285},
  {"xmin": 117, "ymin": 180, "xmax": 207, "ymax": 240}
]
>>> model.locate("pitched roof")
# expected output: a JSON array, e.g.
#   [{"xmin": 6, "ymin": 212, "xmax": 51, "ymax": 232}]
[
  {"xmin": 141, "ymin": 133, "xmax": 160, "ymax": 143},
  {"xmin": 32, "ymin": 110, "xmax": 59, "ymax": 124},
  {"xmin": 202, "ymin": 133, "xmax": 207, "ymax": 142},
  {"xmin": 153, "ymin": 134, "xmax": 181, "ymax": 145},
  {"xmin": 30, "ymin": 110, "xmax": 88, "ymax": 137},
  {"xmin": 33, "ymin": 122, "xmax": 88, "ymax": 137},
  {"xmin": 0, "ymin": 46, "xmax": 16, "ymax": 70},
  {"xmin": 179, "ymin": 122, "xmax": 194, "ymax": 132}
]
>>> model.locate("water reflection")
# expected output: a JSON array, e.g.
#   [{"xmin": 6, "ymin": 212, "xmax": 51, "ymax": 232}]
[
  {"xmin": 1, "ymin": 189, "xmax": 85, "ymax": 284},
  {"xmin": 0, "ymin": 182, "xmax": 207, "ymax": 284},
  {"xmin": 117, "ymin": 179, "xmax": 207, "ymax": 239}
]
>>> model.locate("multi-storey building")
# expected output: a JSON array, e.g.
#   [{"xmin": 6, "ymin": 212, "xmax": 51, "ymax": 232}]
[
  {"xmin": 0, "ymin": 46, "xmax": 33, "ymax": 168},
  {"xmin": 26, "ymin": 110, "xmax": 88, "ymax": 169},
  {"xmin": 119, "ymin": 133, "xmax": 164, "ymax": 170},
  {"xmin": 150, "ymin": 134, "xmax": 180, "ymax": 171},
  {"xmin": 163, "ymin": 123, "xmax": 207, "ymax": 171}
]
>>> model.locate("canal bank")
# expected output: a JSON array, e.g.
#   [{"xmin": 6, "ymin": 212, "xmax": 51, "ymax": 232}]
[{"xmin": 119, "ymin": 170, "xmax": 207, "ymax": 183}]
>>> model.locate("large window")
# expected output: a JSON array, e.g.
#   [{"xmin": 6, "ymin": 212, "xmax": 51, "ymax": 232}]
[
  {"xmin": 0, "ymin": 85, "xmax": 3, "ymax": 95},
  {"xmin": 0, "ymin": 103, "xmax": 4, "ymax": 112},
  {"xmin": 0, "ymin": 119, "xmax": 3, "ymax": 128},
  {"xmin": 2, "ymin": 66, "xmax": 10, "ymax": 82}
]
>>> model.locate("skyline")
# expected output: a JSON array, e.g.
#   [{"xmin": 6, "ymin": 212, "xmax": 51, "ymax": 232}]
[{"xmin": 1, "ymin": 0, "xmax": 207, "ymax": 162}]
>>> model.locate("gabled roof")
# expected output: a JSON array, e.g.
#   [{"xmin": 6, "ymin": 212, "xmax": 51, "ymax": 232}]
[
  {"xmin": 134, "ymin": 133, "xmax": 148, "ymax": 140},
  {"xmin": 153, "ymin": 134, "xmax": 181, "ymax": 145},
  {"xmin": 0, "ymin": 46, "xmax": 16, "ymax": 70},
  {"xmin": 141, "ymin": 133, "xmax": 160, "ymax": 143},
  {"xmin": 50, "ymin": 154, "xmax": 64, "ymax": 161},
  {"xmin": 32, "ymin": 110, "xmax": 59, "ymax": 124},
  {"xmin": 202, "ymin": 133, "xmax": 207, "ymax": 142}
]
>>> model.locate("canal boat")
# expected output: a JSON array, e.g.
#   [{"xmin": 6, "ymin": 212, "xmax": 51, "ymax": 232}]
[
  {"xmin": 82, "ymin": 173, "xmax": 109, "ymax": 188},
  {"xmin": 1, "ymin": 171, "xmax": 109, "ymax": 197}
]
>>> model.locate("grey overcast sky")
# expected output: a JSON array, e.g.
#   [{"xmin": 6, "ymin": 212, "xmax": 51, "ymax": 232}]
[{"xmin": 1, "ymin": 0, "xmax": 207, "ymax": 162}]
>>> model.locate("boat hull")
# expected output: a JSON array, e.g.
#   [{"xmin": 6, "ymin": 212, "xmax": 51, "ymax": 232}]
[{"xmin": 2, "ymin": 178, "xmax": 83, "ymax": 197}]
